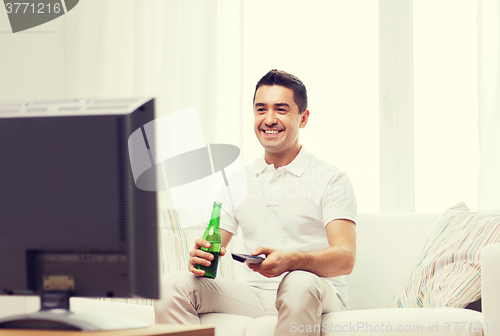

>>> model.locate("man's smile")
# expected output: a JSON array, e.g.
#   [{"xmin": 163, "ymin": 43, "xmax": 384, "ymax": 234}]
[{"xmin": 261, "ymin": 129, "xmax": 284, "ymax": 137}]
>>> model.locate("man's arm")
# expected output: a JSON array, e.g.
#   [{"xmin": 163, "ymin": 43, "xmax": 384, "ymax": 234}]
[
  {"xmin": 221, "ymin": 228, "xmax": 233, "ymax": 249},
  {"xmin": 248, "ymin": 219, "xmax": 356, "ymax": 278}
]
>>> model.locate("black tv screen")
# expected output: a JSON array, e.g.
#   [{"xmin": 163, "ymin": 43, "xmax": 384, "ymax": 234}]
[{"xmin": 0, "ymin": 97, "xmax": 159, "ymax": 300}]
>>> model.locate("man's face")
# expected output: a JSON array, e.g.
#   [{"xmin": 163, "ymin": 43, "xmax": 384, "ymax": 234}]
[{"xmin": 253, "ymin": 85, "xmax": 309, "ymax": 155}]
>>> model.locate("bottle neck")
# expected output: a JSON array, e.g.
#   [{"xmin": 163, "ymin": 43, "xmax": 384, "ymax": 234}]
[{"xmin": 209, "ymin": 205, "xmax": 221, "ymax": 229}]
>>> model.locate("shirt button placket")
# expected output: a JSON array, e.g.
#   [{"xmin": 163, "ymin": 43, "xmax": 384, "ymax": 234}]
[{"xmin": 267, "ymin": 170, "xmax": 278, "ymax": 207}]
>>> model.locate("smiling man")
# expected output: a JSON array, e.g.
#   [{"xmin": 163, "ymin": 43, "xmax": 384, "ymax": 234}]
[{"xmin": 155, "ymin": 70, "xmax": 357, "ymax": 336}]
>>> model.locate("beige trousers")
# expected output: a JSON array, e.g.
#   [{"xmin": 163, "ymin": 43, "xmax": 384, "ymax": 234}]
[{"xmin": 154, "ymin": 270, "xmax": 345, "ymax": 336}]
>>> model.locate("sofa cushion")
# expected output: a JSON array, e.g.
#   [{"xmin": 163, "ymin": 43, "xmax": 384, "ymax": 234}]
[
  {"xmin": 320, "ymin": 308, "xmax": 482, "ymax": 336},
  {"xmin": 346, "ymin": 213, "xmax": 440, "ymax": 309},
  {"xmin": 201, "ymin": 308, "xmax": 482, "ymax": 336},
  {"xmin": 200, "ymin": 313, "xmax": 254, "ymax": 336},
  {"xmin": 389, "ymin": 202, "xmax": 500, "ymax": 308},
  {"xmin": 245, "ymin": 316, "xmax": 278, "ymax": 335}
]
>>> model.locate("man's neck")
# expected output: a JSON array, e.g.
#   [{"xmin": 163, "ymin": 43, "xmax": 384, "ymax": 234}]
[{"xmin": 264, "ymin": 146, "xmax": 302, "ymax": 169}]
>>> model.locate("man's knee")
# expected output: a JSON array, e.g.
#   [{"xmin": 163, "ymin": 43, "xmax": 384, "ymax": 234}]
[
  {"xmin": 278, "ymin": 270, "xmax": 321, "ymax": 293},
  {"xmin": 276, "ymin": 270, "xmax": 322, "ymax": 306},
  {"xmin": 275, "ymin": 271, "xmax": 323, "ymax": 314},
  {"xmin": 158, "ymin": 270, "xmax": 198, "ymax": 299}
]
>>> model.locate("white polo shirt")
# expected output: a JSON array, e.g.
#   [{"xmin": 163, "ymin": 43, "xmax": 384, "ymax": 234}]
[{"xmin": 219, "ymin": 147, "xmax": 357, "ymax": 302}]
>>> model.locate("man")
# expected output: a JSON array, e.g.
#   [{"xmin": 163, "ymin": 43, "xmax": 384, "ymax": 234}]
[{"xmin": 155, "ymin": 70, "xmax": 357, "ymax": 336}]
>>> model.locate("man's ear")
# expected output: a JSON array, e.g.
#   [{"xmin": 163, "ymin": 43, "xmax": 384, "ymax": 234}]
[{"xmin": 300, "ymin": 110, "xmax": 310, "ymax": 128}]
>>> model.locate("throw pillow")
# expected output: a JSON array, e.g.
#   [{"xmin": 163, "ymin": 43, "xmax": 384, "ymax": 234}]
[{"xmin": 388, "ymin": 202, "xmax": 500, "ymax": 308}]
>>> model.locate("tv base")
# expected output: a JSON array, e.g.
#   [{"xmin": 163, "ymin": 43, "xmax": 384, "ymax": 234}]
[{"xmin": 0, "ymin": 292, "xmax": 148, "ymax": 331}]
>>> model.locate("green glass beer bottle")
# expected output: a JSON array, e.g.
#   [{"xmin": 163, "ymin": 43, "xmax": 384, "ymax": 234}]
[{"xmin": 197, "ymin": 202, "xmax": 222, "ymax": 279}]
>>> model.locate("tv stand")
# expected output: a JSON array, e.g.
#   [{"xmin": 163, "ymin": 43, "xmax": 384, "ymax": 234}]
[{"xmin": 0, "ymin": 292, "xmax": 148, "ymax": 331}]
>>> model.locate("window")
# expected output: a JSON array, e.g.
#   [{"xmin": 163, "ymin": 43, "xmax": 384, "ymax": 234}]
[{"xmin": 413, "ymin": 0, "xmax": 479, "ymax": 212}]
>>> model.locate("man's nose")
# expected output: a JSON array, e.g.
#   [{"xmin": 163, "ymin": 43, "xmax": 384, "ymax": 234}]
[{"xmin": 264, "ymin": 111, "xmax": 278, "ymax": 126}]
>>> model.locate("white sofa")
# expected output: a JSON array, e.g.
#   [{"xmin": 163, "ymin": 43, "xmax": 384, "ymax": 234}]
[
  {"xmin": 197, "ymin": 213, "xmax": 500, "ymax": 336},
  {"xmin": 2, "ymin": 213, "xmax": 500, "ymax": 336}
]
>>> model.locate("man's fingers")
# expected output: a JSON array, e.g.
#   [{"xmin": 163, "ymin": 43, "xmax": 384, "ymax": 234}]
[
  {"xmin": 189, "ymin": 264, "xmax": 206, "ymax": 277},
  {"xmin": 190, "ymin": 245, "xmax": 214, "ymax": 260},
  {"xmin": 192, "ymin": 256, "xmax": 211, "ymax": 267},
  {"xmin": 190, "ymin": 250, "xmax": 214, "ymax": 261},
  {"xmin": 195, "ymin": 238, "xmax": 210, "ymax": 249},
  {"xmin": 247, "ymin": 263, "xmax": 258, "ymax": 270},
  {"xmin": 189, "ymin": 255, "xmax": 211, "ymax": 277},
  {"xmin": 251, "ymin": 246, "xmax": 263, "ymax": 255},
  {"xmin": 188, "ymin": 239, "xmax": 222, "ymax": 277},
  {"xmin": 252, "ymin": 246, "xmax": 273, "ymax": 256}
]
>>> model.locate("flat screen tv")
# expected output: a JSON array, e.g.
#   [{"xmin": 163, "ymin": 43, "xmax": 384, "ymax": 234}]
[{"xmin": 0, "ymin": 97, "xmax": 159, "ymax": 330}]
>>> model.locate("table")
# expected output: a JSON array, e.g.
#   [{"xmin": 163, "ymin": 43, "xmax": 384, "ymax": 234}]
[{"xmin": 0, "ymin": 324, "xmax": 214, "ymax": 336}]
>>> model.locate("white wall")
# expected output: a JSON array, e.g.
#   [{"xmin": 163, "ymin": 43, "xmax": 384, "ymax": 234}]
[{"xmin": 0, "ymin": 7, "xmax": 67, "ymax": 101}]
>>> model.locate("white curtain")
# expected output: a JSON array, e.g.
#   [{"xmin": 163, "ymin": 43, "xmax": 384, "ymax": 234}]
[
  {"xmin": 64, "ymin": 0, "xmax": 243, "ymax": 145},
  {"xmin": 477, "ymin": 0, "xmax": 500, "ymax": 210},
  {"xmin": 64, "ymin": 0, "xmax": 243, "ymax": 208},
  {"xmin": 65, "ymin": 0, "xmax": 165, "ymax": 101}
]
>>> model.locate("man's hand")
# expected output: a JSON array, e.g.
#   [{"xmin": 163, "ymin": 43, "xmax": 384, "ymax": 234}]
[
  {"xmin": 247, "ymin": 246, "xmax": 292, "ymax": 278},
  {"xmin": 188, "ymin": 238, "xmax": 227, "ymax": 277},
  {"xmin": 247, "ymin": 219, "xmax": 356, "ymax": 278}
]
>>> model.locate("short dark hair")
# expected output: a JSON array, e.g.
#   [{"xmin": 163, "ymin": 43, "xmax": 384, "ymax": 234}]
[{"xmin": 253, "ymin": 69, "xmax": 308, "ymax": 114}]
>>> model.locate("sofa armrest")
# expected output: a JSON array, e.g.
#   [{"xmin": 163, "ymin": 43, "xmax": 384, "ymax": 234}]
[{"xmin": 481, "ymin": 243, "xmax": 500, "ymax": 336}]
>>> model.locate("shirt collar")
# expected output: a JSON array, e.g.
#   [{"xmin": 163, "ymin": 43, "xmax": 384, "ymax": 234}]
[{"xmin": 251, "ymin": 147, "xmax": 312, "ymax": 177}]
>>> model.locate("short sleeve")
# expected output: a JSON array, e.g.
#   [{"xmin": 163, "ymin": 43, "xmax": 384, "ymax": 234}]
[{"xmin": 322, "ymin": 172, "xmax": 357, "ymax": 226}]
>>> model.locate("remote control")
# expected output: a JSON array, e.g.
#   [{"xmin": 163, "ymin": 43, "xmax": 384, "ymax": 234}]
[{"xmin": 231, "ymin": 253, "xmax": 265, "ymax": 264}]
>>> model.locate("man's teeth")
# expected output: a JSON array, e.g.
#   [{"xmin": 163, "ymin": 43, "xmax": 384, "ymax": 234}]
[{"xmin": 264, "ymin": 130, "xmax": 281, "ymax": 134}]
